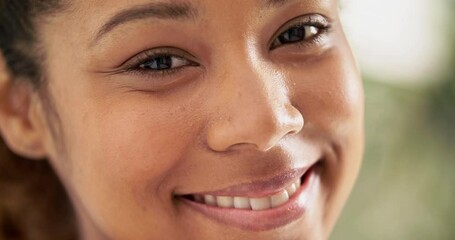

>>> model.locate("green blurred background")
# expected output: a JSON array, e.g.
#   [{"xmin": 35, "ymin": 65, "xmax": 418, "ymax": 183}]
[{"xmin": 332, "ymin": 0, "xmax": 455, "ymax": 239}]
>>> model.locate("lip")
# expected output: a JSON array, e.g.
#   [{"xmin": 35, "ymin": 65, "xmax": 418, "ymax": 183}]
[
  {"xmin": 183, "ymin": 166, "xmax": 311, "ymax": 198},
  {"xmin": 178, "ymin": 165, "xmax": 318, "ymax": 231}
]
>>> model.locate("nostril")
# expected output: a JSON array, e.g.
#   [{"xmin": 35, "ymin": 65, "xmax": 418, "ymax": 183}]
[{"xmin": 205, "ymin": 101, "xmax": 304, "ymax": 153}]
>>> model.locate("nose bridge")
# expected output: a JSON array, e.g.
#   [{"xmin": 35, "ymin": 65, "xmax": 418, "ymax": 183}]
[
  {"xmin": 206, "ymin": 49, "xmax": 304, "ymax": 152},
  {"xmin": 234, "ymin": 61, "xmax": 287, "ymax": 127}
]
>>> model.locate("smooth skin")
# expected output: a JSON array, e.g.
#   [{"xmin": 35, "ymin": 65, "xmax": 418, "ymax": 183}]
[{"xmin": 0, "ymin": 0, "xmax": 364, "ymax": 239}]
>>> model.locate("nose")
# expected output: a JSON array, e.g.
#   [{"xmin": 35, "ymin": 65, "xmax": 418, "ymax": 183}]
[{"xmin": 206, "ymin": 60, "xmax": 304, "ymax": 152}]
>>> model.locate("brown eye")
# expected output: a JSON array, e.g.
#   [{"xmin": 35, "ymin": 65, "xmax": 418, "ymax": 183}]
[
  {"xmin": 139, "ymin": 55, "xmax": 191, "ymax": 71},
  {"xmin": 271, "ymin": 25, "xmax": 320, "ymax": 49}
]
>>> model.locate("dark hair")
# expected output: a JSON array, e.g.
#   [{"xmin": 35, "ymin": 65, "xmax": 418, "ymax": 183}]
[{"xmin": 0, "ymin": 1, "xmax": 77, "ymax": 239}]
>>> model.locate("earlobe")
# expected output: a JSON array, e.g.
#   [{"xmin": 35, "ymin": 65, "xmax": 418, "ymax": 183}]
[{"xmin": 0, "ymin": 53, "xmax": 48, "ymax": 160}]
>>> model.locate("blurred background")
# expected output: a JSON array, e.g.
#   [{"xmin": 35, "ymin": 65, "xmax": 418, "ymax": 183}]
[{"xmin": 332, "ymin": 0, "xmax": 455, "ymax": 239}]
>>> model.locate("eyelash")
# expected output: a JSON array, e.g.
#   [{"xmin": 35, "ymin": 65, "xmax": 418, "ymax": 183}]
[
  {"xmin": 123, "ymin": 15, "xmax": 331, "ymax": 77},
  {"xmin": 270, "ymin": 15, "xmax": 331, "ymax": 50},
  {"xmin": 121, "ymin": 49, "xmax": 198, "ymax": 78}
]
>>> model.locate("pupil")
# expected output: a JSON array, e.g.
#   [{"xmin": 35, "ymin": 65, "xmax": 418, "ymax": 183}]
[
  {"xmin": 279, "ymin": 26, "xmax": 305, "ymax": 43},
  {"xmin": 143, "ymin": 56, "xmax": 172, "ymax": 70}
]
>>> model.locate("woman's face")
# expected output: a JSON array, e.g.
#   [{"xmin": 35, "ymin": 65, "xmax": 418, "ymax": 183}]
[{"xmin": 36, "ymin": 0, "xmax": 364, "ymax": 239}]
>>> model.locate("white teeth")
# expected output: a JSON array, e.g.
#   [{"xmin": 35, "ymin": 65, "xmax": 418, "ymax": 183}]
[
  {"xmin": 216, "ymin": 196, "xmax": 234, "ymax": 208},
  {"xmin": 295, "ymin": 178, "xmax": 301, "ymax": 188},
  {"xmin": 270, "ymin": 190, "xmax": 289, "ymax": 208},
  {"xmin": 204, "ymin": 195, "xmax": 217, "ymax": 206},
  {"xmin": 193, "ymin": 177, "xmax": 303, "ymax": 210},
  {"xmin": 233, "ymin": 197, "xmax": 251, "ymax": 209},
  {"xmin": 286, "ymin": 183, "xmax": 297, "ymax": 196},
  {"xmin": 250, "ymin": 197, "xmax": 271, "ymax": 211}
]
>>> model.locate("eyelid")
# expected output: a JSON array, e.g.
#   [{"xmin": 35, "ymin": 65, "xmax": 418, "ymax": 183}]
[
  {"xmin": 269, "ymin": 14, "xmax": 332, "ymax": 49},
  {"xmin": 120, "ymin": 47, "xmax": 197, "ymax": 71}
]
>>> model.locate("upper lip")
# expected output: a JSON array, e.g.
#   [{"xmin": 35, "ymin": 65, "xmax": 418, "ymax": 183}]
[{"xmin": 180, "ymin": 165, "xmax": 314, "ymax": 198}]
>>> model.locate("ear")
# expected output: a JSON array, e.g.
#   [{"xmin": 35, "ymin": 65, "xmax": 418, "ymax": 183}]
[{"xmin": 0, "ymin": 52, "xmax": 48, "ymax": 160}]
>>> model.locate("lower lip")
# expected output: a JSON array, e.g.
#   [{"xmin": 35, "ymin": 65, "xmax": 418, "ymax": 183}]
[{"xmin": 179, "ymin": 167, "xmax": 318, "ymax": 231}]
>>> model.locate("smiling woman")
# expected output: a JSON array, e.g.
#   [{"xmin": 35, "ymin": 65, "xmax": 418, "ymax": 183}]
[{"xmin": 0, "ymin": 0, "xmax": 364, "ymax": 240}]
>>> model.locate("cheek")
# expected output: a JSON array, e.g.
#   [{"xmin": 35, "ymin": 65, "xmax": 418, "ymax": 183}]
[
  {"xmin": 53, "ymin": 93, "xmax": 201, "ymax": 238},
  {"xmin": 71, "ymin": 96, "xmax": 196, "ymax": 192},
  {"xmin": 291, "ymin": 47, "xmax": 364, "ymax": 136},
  {"xmin": 289, "ymin": 45, "xmax": 364, "ymax": 231}
]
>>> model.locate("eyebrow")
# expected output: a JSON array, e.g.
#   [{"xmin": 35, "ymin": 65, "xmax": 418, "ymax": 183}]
[
  {"xmin": 92, "ymin": 0, "xmax": 292, "ymax": 46},
  {"xmin": 92, "ymin": 2, "xmax": 197, "ymax": 45},
  {"xmin": 265, "ymin": 0, "xmax": 292, "ymax": 8}
]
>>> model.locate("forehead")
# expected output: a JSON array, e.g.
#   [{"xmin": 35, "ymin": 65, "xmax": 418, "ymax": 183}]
[{"xmin": 65, "ymin": 0, "xmax": 330, "ymax": 22}]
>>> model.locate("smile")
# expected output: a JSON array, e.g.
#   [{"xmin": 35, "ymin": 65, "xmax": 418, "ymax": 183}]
[
  {"xmin": 186, "ymin": 178, "xmax": 302, "ymax": 210},
  {"xmin": 178, "ymin": 163, "xmax": 319, "ymax": 231}
]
